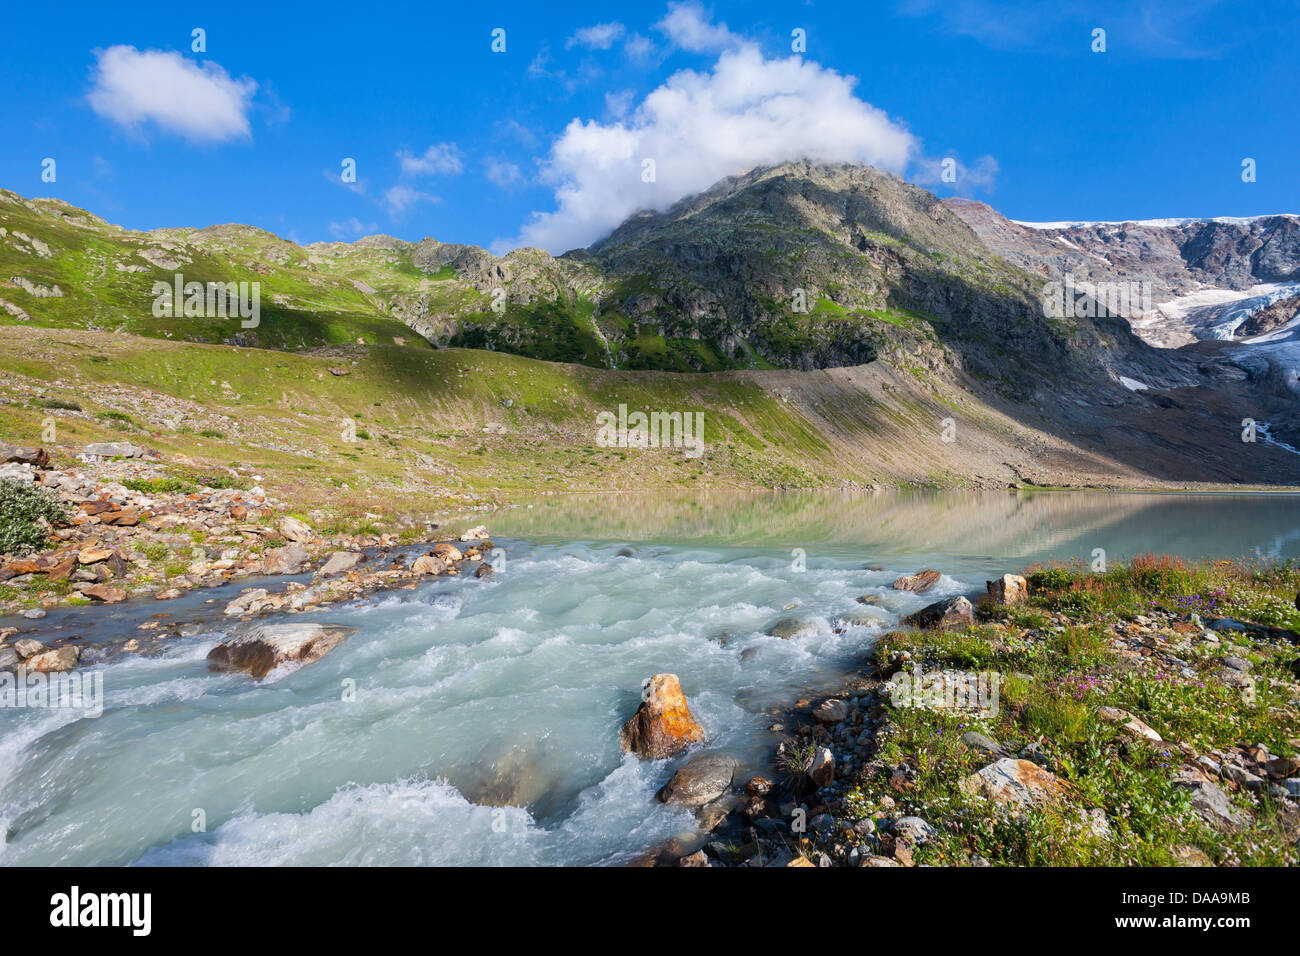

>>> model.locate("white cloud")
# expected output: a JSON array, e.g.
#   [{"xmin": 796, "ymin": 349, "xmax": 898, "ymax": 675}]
[
  {"xmin": 329, "ymin": 217, "xmax": 378, "ymax": 240},
  {"xmin": 397, "ymin": 143, "xmax": 463, "ymax": 177},
  {"xmin": 384, "ymin": 184, "xmax": 441, "ymax": 217},
  {"xmin": 501, "ymin": 41, "xmax": 918, "ymax": 253},
  {"xmin": 485, "ymin": 159, "xmax": 525, "ymax": 189},
  {"xmin": 87, "ymin": 45, "xmax": 258, "ymax": 142},
  {"xmin": 624, "ymin": 33, "xmax": 657, "ymax": 63},
  {"xmin": 656, "ymin": 2, "xmax": 742, "ymax": 53},
  {"xmin": 567, "ymin": 22, "xmax": 626, "ymax": 50}
]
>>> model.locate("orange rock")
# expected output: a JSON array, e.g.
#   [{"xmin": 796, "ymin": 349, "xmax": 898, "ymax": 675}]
[
  {"xmin": 620, "ymin": 673, "xmax": 705, "ymax": 759},
  {"xmin": 892, "ymin": 569, "xmax": 942, "ymax": 593}
]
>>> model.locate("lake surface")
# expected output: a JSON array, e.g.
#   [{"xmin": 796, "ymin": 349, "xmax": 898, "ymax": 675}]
[{"xmin": 2, "ymin": 489, "xmax": 1298, "ymax": 865}]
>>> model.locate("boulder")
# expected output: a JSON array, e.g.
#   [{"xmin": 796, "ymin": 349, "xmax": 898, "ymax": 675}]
[
  {"xmin": 459, "ymin": 525, "xmax": 489, "ymax": 542},
  {"xmin": 432, "ymin": 543, "xmax": 463, "ymax": 563},
  {"xmin": 0, "ymin": 444, "xmax": 49, "ymax": 468},
  {"xmin": 224, "ymin": 588, "xmax": 270, "ymax": 617},
  {"xmin": 79, "ymin": 584, "xmax": 126, "ymax": 604},
  {"xmin": 620, "ymin": 673, "xmax": 705, "ymax": 758},
  {"xmin": 903, "ymin": 595, "xmax": 975, "ymax": 629},
  {"xmin": 317, "ymin": 551, "xmax": 361, "ymax": 578},
  {"xmin": 892, "ymin": 569, "xmax": 942, "ymax": 593},
  {"xmin": 83, "ymin": 442, "xmax": 145, "ymax": 458},
  {"xmin": 26, "ymin": 646, "xmax": 80, "ymax": 672},
  {"xmin": 0, "ymin": 645, "xmax": 19, "ymax": 671},
  {"xmin": 809, "ymin": 746, "xmax": 835, "ymax": 787},
  {"xmin": 812, "ymin": 698, "xmax": 848, "ymax": 724},
  {"xmin": 207, "ymin": 622, "xmax": 356, "ymax": 678},
  {"xmin": 767, "ymin": 617, "xmax": 817, "ymax": 639},
  {"xmin": 277, "ymin": 516, "xmax": 313, "ymax": 543},
  {"xmin": 656, "ymin": 751, "xmax": 740, "ymax": 807},
  {"xmin": 986, "ymin": 573, "xmax": 1028, "ymax": 606},
  {"xmin": 261, "ymin": 543, "xmax": 308, "ymax": 574},
  {"xmin": 13, "ymin": 638, "xmax": 46, "ymax": 658},
  {"xmin": 474, "ymin": 562, "xmax": 494, "ymax": 579},
  {"xmin": 959, "ymin": 758, "xmax": 1073, "ymax": 811},
  {"xmin": 1098, "ymin": 706, "xmax": 1163, "ymax": 742},
  {"xmin": 410, "ymin": 554, "xmax": 447, "ymax": 575}
]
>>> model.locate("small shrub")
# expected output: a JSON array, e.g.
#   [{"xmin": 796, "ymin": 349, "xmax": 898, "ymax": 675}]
[{"xmin": 0, "ymin": 479, "xmax": 69, "ymax": 556}]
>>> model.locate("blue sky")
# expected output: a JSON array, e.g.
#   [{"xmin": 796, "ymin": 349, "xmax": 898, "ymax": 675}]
[{"xmin": 2, "ymin": 1, "xmax": 1297, "ymax": 253}]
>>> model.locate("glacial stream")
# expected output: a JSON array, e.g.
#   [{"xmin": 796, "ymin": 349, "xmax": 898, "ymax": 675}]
[{"xmin": 2, "ymin": 489, "xmax": 1299, "ymax": 866}]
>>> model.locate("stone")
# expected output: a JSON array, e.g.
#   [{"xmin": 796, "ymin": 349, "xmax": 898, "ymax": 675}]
[
  {"xmin": 459, "ymin": 525, "xmax": 489, "ymax": 541},
  {"xmin": 812, "ymin": 698, "xmax": 848, "ymax": 724},
  {"xmin": 986, "ymin": 573, "xmax": 1028, "ymax": 605},
  {"xmin": 207, "ymin": 622, "xmax": 356, "ymax": 679},
  {"xmin": 961, "ymin": 731, "xmax": 1006, "ymax": 757},
  {"xmin": 0, "ymin": 443, "xmax": 49, "ymax": 468},
  {"xmin": 1173, "ymin": 770, "xmax": 1247, "ymax": 828},
  {"xmin": 620, "ymin": 673, "xmax": 706, "ymax": 759},
  {"xmin": 767, "ymin": 617, "xmax": 817, "ymax": 639},
  {"xmin": 13, "ymin": 638, "xmax": 45, "ymax": 658},
  {"xmin": 0, "ymin": 646, "xmax": 19, "ymax": 670},
  {"xmin": 223, "ymin": 588, "xmax": 269, "ymax": 616},
  {"xmin": 1098, "ymin": 706, "xmax": 1163, "ymax": 742},
  {"xmin": 809, "ymin": 746, "xmax": 835, "ymax": 787},
  {"xmin": 410, "ymin": 554, "xmax": 446, "ymax": 575},
  {"xmin": 317, "ymin": 551, "xmax": 361, "ymax": 578},
  {"xmin": 894, "ymin": 815, "xmax": 938, "ymax": 844},
  {"xmin": 83, "ymin": 441, "xmax": 145, "ymax": 458},
  {"xmin": 903, "ymin": 595, "xmax": 975, "ymax": 629},
  {"xmin": 261, "ymin": 543, "xmax": 308, "ymax": 574},
  {"xmin": 474, "ymin": 562, "xmax": 494, "ymax": 579},
  {"xmin": 26, "ymin": 645, "xmax": 80, "ymax": 672},
  {"xmin": 79, "ymin": 584, "xmax": 126, "ymax": 604},
  {"xmin": 277, "ymin": 516, "xmax": 313, "ymax": 542},
  {"xmin": 432, "ymin": 543, "xmax": 463, "ymax": 563},
  {"xmin": 892, "ymin": 569, "xmax": 942, "ymax": 593},
  {"xmin": 960, "ymin": 758, "xmax": 1073, "ymax": 811},
  {"xmin": 656, "ymin": 751, "xmax": 740, "ymax": 807}
]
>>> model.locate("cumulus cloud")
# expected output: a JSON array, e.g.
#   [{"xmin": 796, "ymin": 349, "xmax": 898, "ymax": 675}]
[
  {"xmin": 397, "ymin": 143, "xmax": 463, "ymax": 177},
  {"xmin": 500, "ymin": 42, "xmax": 918, "ymax": 253},
  {"xmin": 87, "ymin": 45, "xmax": 258, "ymax": 142},
  {"xmin": 567, "ymin": 22, "xmax": 626, "ymax": 50},
  {"xmin": 656, "ymin": 2, "xmax": 742, "ymax": 52}
]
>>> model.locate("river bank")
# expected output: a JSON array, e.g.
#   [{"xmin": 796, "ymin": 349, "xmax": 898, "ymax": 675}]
[{"xmin": 689, "ymin": 557, "xmax": 1300, "ymax": 867}]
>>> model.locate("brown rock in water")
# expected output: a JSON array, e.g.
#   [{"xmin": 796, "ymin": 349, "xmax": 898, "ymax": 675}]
[
  {"xmin": 207, "ymin": 622, "xmax": 355, "ymax": 679},
  {"xmin": 620, "ymin": 673, "xmax": 705, "ymax": 758},
  {"xmin": 432, "ymin": 543, "xmax": 463, "ymax": 563},
  {"xmin": 410, "ymin": 554, "xmax": 446, "ymax": 575},
  {"xmin": 892, "ymin": 569, "xmax": 942, "ymax": 593},
  {"xmin": 986, "ymin": 573, "xmax": 1028, "ymax": 606},
  {"xmin": 27, "ymin": 646, "xmax": 80, "ymax": 672},
  {"xmin": 475, "ymin": 562, "xmax": 494, "ymax": 579},
  {"xmin": 80, "ymin": 584, "xmax": 127, "ymax": 604}
]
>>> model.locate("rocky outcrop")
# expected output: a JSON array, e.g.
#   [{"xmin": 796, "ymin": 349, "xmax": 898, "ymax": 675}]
[
  {"xmin": 986, "ymin": 573, "xmax": 1028, "ymax": 606},
  {"xmin": 620, "ymin": 673, "xmax": 705, "ymax": 759}
]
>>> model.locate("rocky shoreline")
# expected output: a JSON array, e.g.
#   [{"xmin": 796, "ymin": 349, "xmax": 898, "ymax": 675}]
[
  {"xmin": 0, "ymin": 441, "xmax": 498, "ymax": 674},
  {"xmin": 626, "ymin": 567, "xmax": 1300, "ymax": 867}
]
